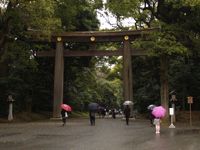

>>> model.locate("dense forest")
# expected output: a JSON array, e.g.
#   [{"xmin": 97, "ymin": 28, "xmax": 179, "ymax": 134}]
[{"xmin": 0, "ymin": 0, "xmax": 200, "ymax": 117}]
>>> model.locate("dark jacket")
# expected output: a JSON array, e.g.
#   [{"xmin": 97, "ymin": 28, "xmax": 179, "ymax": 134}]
[
  {"xmin": 124, "ymin": 106, "xmax": 131, "ymax": 118},
  {"xmin": 61, "ymin": 109, "xmax": 66, "ymax": 118}
]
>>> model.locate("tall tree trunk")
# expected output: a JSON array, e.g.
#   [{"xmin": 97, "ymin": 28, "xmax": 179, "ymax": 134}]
[{"xmin": 160, "ymin": 54, "xmax": 169, "ymax": 120}]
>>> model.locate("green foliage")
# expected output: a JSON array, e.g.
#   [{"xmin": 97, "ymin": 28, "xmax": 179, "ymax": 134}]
[
  {"xmin": 23, "ymin": 0, "xmax": 61, "ymax": 37},
  {"xmin": 132, "ymin": 56, "xmax": 161, "ymax": 112},
  {"xmin": 105, "ymin": 0, "xmax": 140, "ymax": 17},
  {"xmin": 3, "ymin": 41, "xmax": 38, "ymax": 70},
  {"xmin": 56, "ymin": 0, "xmax": 99, "ymax": 31},
  {"xmin": 133, "ymin": 31, "xmax": 187, "ymax": 56},
  {"xmin": 168, "ymin": 56, "xmax": 200, "ymax": 110},
  {"xmin": 0, "ymin": 0, "xmax": 61, "ymax": 46},
  {"xmin": 64, "ymin": 62, "xmax": 122, "ymax": 111},
  {"xmin": 166, "ymin": 0, "xmax": 200, "ymax": 6},
  {"xmin": 151, "ymin": 32, "xmax": 187, "ymax": 55},
  {"xmin": 89, "ymin": 0, "xmax": 104, "ymax": 10}
]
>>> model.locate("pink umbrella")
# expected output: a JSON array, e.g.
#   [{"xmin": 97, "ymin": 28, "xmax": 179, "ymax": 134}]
[
  {"xmin": 61, "ymin": 104, "xmax": 72, "ymax": 112},
  {"xmin": 152, "ymin": 106, "xmax": 166, "ymax": 118}
]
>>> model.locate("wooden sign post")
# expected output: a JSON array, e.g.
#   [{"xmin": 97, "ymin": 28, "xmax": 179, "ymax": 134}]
[{"xmin": 187, "ymin": 96, "xmax": 193, "ymax": 126}]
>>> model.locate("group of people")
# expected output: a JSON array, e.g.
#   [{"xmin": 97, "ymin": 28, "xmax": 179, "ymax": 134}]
[
  {"xmin": 97, "ymin": 107, "xmax": 124, "ymax": 119},
  {"xmin": 97, "ymin": 107, "xmax": 106, "ymax": 118},
  {"xmin": 90, "ymin": 104, "xmax": 164, "ymax": 134},
  {"xmin": 61, "ymin": 103, "xmax": 164, "ymax": 134},
  {"xmin": 89, "ymin": 105, "xmax": 131, "ymax": 126}
]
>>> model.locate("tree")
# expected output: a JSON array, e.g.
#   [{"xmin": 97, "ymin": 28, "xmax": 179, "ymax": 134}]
[{"xmin": 0, "ymin": 0, "xmax": 61, "ymax": 114}]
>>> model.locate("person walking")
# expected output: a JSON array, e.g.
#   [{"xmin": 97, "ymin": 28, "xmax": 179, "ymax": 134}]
[
  {"xmin": 89, "ymin": 110, "xmax": 96, "ymax": 126},
  {"xmin": 112, "ymin": 108, "xmax": 116, "ymax": 119},
  {"xmin": 153, "ymin": 117, "xmax": 161, "ymax": 134},
  {"xmin": 124, "ymin": 105, "xmax": 131, "ymax": 125},
  {"xmin": 149, "ymin": 110, "xmax": 155, "ymax": 126},
  {"xmin": 147, "ymin": 104, "xmax": 156, "ymax": 126},
  {"xmin": 61, "ymin": 109, "xmax": 68, "ymax": 126}
]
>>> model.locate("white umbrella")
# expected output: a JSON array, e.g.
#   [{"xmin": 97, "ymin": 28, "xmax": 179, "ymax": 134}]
[{"xmin": 123, "ymin": 101, "xmax": 134, "ymax": 105}]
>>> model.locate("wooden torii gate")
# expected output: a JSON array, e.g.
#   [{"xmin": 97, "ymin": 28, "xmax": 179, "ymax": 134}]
[{"xmin": 37, "ymin": 28, "xmax": 169, "ymax": 118}]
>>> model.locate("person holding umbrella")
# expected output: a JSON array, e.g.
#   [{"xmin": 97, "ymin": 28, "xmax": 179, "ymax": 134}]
[
  {"xmin": 124, "ymin": 105, "xmax": 131, "ymax": 125},
  {"xmin": 152, "ymin": 106, "xmax": 166, "ymax": 134},
  {"xmin": 60, "ymin": 104, "xmax": 72, "ymax": 126},
  {"xmin": 123, "ymin": 100, "xmax": 134, "ymax": 118},
  {"xmin": 89, "ymin": 110, "xmax": 96, "ymax": 126},
  {"xmin": 88, "ymin": 102, "xmax": 98, "ymax": 126},
  {"xmin": 147, "ymin": 104, "xmax": 156, "ymax": 126},
  {"xmin": 61, "ymin": 109, "xmax": 67, "ymax": 126}
]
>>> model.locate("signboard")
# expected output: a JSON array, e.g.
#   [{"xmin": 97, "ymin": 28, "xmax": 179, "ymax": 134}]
[
  {"xmin": 187, "ymin": 96, "xmax": 193, "ymax": 126},
  {"xmin": 169, "ymin": 108, "xmax": 174, "ymax": 115},
  {"xmin": 171, "ymin": 95, "xmax": 177, "ymax": 101},
  {"xmin": 187, "ymin": 96, "xmax": 193, "ymax": 104}
]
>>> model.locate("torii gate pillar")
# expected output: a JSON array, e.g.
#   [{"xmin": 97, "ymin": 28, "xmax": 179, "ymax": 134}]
[
  {"xmin": 53, "ymin": 40, "xmax": 64, "ymax": 118},
  {"xmin": 123, "ymin": 39, "xmax": 133, "ymax": 102}
]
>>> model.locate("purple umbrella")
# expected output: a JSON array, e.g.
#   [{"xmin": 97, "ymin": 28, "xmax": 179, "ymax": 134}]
[{"xmin": 152, "ymin": 106, "xmax": 166, "ymax": 118}]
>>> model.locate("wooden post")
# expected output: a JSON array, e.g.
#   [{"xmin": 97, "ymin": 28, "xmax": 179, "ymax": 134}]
[
  {"xmin": 160, "ymin": 55, "xmax": 169, "ymax": 119},
  {"xmin": 189, "ymin": 103, "xmax": 192, "ymax": 126},
  {"xmin": 128, "ymin": 53, "xmax": 133, "ymax": 102},
  {"xmin": 187, "ymin": 96, "xmax": 193, "ymax": 126},
  {"xmin": 53, "ymin": 38, "xmax": 64, "ymax": 118},
  {"xmin": 123, "ymin": 36, "xmax": 133, "ymax": 102}
]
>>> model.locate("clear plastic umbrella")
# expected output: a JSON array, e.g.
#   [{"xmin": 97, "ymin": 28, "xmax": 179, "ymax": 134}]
[
  {"xmin": 147, "ymin": 104, "xmax": 156, "ymax": 110},
  {"xmin": 123, "ymin": 101, "xmax": 134, "ymax": 106}
]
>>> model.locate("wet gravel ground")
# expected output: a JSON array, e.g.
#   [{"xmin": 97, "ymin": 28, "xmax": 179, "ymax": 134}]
[{"xmin": 0, "ymin": 118, "xmax": 200, "ymax": 150}]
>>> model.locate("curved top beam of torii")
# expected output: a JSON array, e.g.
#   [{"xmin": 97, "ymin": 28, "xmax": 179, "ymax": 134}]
[
  {"xmin": 51, "ymin": 28, "xmax": 158, "ymax": 42},
  {"xmin": 37, "ymin": 28, "xmax": 158, "ymax": 57}
]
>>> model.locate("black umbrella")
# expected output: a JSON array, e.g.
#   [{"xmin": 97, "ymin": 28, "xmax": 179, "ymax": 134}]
[{"xmin": 88, "ymin": 102, "xmax": 99, "ymax": 112}]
